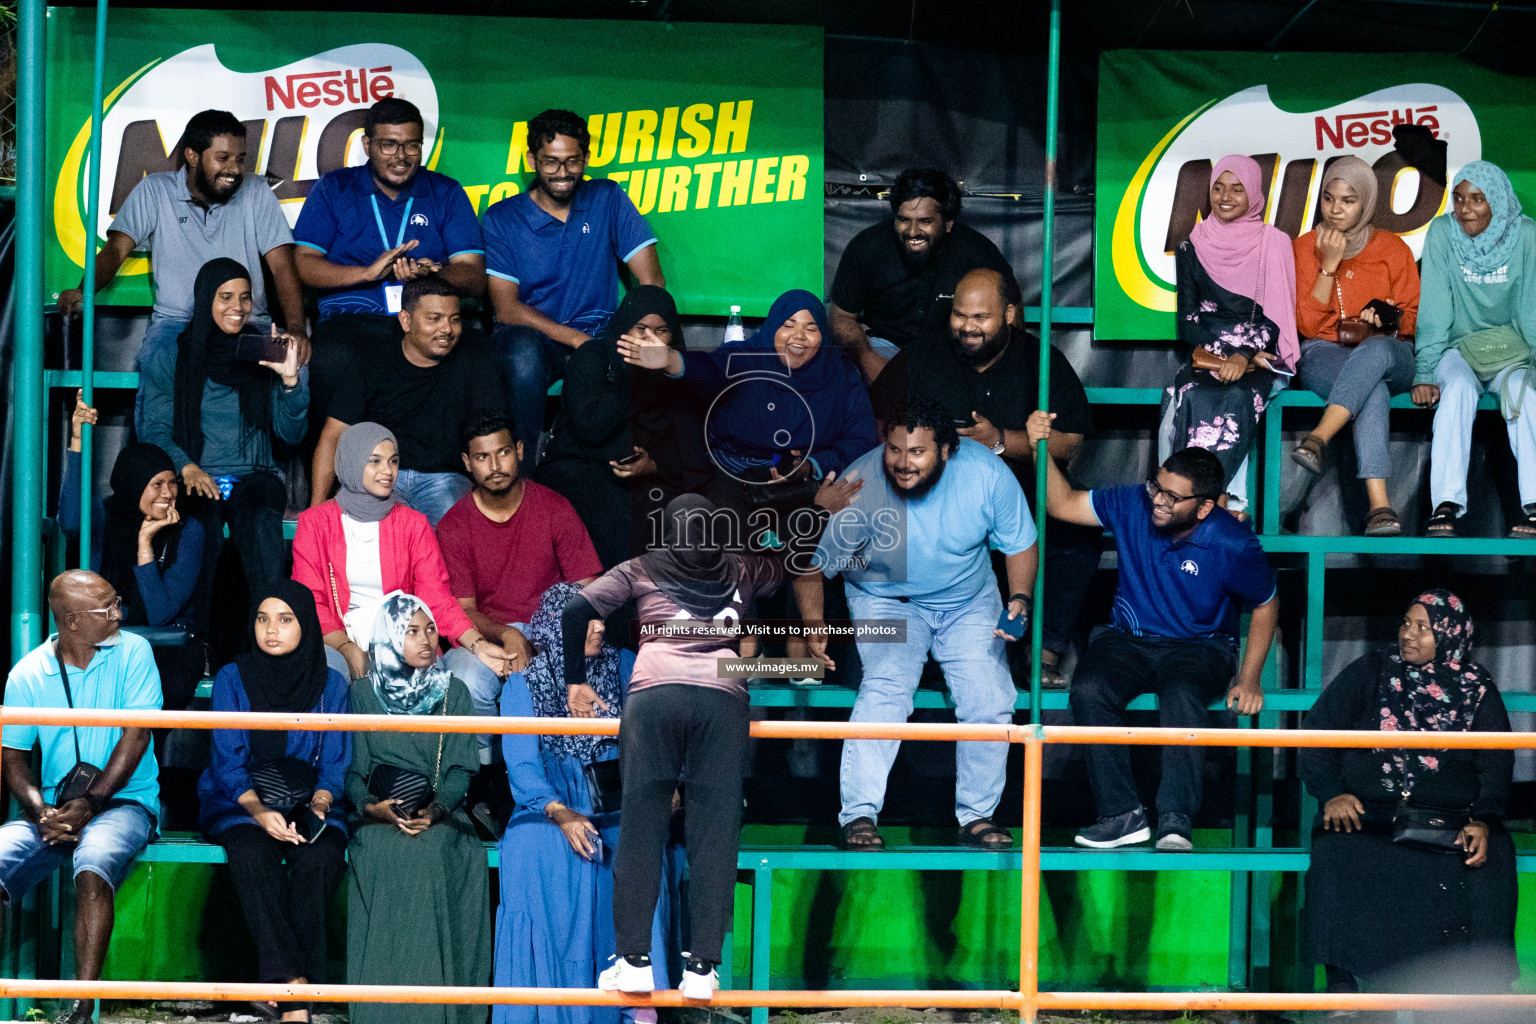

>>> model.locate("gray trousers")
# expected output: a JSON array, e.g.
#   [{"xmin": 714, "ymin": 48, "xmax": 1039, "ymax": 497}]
[{"xmin": 1295, "ymin": 335, "xmax": 1415, "ymax": 480}]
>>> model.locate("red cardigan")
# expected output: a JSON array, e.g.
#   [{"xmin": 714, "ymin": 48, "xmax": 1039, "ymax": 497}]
[{"xmin": 291, "ymin": 500, "xmax": 475, "ymax": 642}]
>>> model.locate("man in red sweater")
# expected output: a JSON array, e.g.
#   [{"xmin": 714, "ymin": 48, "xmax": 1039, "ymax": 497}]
[{"xmin": 438, "ymin": 408, "xmax": 603, "ymax": 763}]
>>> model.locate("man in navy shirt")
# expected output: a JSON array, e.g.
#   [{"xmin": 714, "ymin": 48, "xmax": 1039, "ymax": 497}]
[
  {"xmin": 481, "ymin": 108, "xmax": 664, "ymax": 466},
  {"xmin": 294, "ymin": 97, "xmax": 485, "ymax": 424},
  {"xmin": 1029, "ymin": 413, "xmax": 1278, "ymax": 851}
]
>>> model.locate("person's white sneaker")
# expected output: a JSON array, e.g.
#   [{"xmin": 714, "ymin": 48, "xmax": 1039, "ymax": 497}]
[
  {"xmin": 679, "ymin": 955, "xmax": 719, "ymax": 1000},
  {"xmin": 598, "ymin": 955, "xmax": 655, "ymax": 993}
]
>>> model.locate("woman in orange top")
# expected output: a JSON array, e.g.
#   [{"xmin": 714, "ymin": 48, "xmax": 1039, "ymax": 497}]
[{"xmin": 1290, "ymin": 156, "xmax": 1421, "ymax": 536}]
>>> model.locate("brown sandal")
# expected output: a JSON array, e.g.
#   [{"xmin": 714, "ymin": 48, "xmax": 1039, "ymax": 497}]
[
  {"xmin": 1363, "ymin": 506, "xmax": 1402, "ymax": 537},
  {"xmin": 1291, "ymin": 433, "xmax": 1326, "ymax": 474}
]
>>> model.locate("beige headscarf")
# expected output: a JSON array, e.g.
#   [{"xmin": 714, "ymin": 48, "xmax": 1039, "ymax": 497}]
[{"xmin": 1322, "ymin": 155, "xmax": 1378, "ymax": 260}]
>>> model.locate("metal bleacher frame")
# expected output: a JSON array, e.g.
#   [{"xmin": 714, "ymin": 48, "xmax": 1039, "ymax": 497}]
[{"xmin": 24, "ymin": 309, "xmax": 1536, "ymax": 1021}]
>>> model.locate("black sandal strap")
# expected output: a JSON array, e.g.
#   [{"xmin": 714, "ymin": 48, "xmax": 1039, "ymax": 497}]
[
  {"xmin": 839, "ymin": 816, "xmax": 886, "ymax": 850},
  {"xmin": 959, "ymin": 818, "xmax": 1014, "ymax": 848}
]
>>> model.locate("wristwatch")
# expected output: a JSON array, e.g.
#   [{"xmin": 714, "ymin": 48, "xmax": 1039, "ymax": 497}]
[{"xmin": 991, "ymin": 432, "xmax": 1006, "ymax": 455}]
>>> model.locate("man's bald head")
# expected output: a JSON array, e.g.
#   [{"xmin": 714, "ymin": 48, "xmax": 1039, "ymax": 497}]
[
  {"xmin": 48, "ymin": 569, "xmax": 107, "ymax": 617},
  {"xmin": 949, "ymin": 268, "xmax": 1018, "ymax": 367}
]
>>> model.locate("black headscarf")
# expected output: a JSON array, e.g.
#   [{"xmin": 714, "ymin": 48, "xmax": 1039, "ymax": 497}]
[
  {"xmin": 173, "ymin": 258, "xmax": 272, "ymax": 466},
  {"xmin": 638, "ymin": 493, "xmax": 738, "ymax": 619},
  {"xmin": 98, "ymin": 442, "xmax": 182, "ymax": 626},
  {"xmin": 237, "ymin": 579, "xmax": 331, "ymax": 762},
  {"xmin": 607, "ymin": 285, "xmax": 687, "ymax": 436}
]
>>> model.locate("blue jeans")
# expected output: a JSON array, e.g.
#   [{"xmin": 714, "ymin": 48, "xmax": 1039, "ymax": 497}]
[
  {"xmin": 132, "ymin": 317, "xmax": 191, "ymax": 437},
  {"xmin": 1296, "ymin": 336, "xmax": 1415, "ymax": 480},
  {"xmin": 444, "ymin": 628, "xmax": 528, "ymax": 763},
  {"xmin": 491, "ymin": 324, "xmax": 573, "ymax": 468},
  {"xmin": 1431, "ymin": 349, "xmax": 1536, "ymax": 512},
  {"xmin": 0, "ymin": 801, "xmax": 156, "ymax": 898},
  {"xmin": 394, "ymin": 469, "xmax": 472, "ymax": 527},
  {"xmin": 838, "ymin": 585, "xmax": 1016, "ymax": 827}
]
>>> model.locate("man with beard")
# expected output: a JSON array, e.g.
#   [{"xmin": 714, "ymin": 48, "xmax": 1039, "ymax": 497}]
[
  {"xmin": 294, "ymin": 97, "xmax": 486, "ymax": 424},
  {"xmin": 798, "ymin": 397, "xmax": 1038, "ymax": 852},
  {"xmin": 829, "ymin": 168, "xmax": 1012, "ymax": 381},
  {"xmin": 871, "ymin": 268, "xmax": 1098, "ymax": 687},
  {"xmin": 1027, "ymin": 416, "xmax": 1278, "ymax": 851},
  {"xmin": 482, "ymin": 108, "xmax": 665, "ymax": 467},
  {"xmin": 437, "ymin": 408, "xmax": 603, "ymax": 762},
  {"xmin": 60, "ymin": 110, "xmax": 307, "ymax": 374},
  {"xmin": 311, "ymin": 277, "xmax": 503, "ymax": 526}
]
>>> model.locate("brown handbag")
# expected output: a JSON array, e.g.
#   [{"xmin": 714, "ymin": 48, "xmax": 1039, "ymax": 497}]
[
  {"xmin": 1191, "ymin": 347, "xmax": 1277, "ymax": 375},
  {"xmin": 1335, "ymin": 280, "xmax": 1372, "ymax": 346}
]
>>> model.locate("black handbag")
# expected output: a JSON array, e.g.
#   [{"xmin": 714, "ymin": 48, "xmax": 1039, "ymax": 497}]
[
  {"xmin": 367, "ymin": 706, "xmax": 445, "ymax": 820},
  {"xmin": 54, "ymin": 657, "xmax": 103, "ymax": 807},
  {"xmin": 1391, "ymin": 796, "xmax": 1471, "ymax": 853},
  {"xmin": 583, "ymin": 756, "xmax": 622, "ymax": 815},
  {"xmin": 249, "ymin": 757, "xmax": 320, "ymax": 816}
]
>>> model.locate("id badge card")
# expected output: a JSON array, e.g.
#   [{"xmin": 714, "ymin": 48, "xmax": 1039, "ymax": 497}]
[{"xmin": 384, "ymin": 283, "xmax": 404, "ymax": 314}]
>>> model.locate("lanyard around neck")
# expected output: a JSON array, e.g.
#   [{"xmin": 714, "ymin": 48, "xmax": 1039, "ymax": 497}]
[{"xmin": 370, "ymin": 194, "xmax": 414, "ymax": 252}]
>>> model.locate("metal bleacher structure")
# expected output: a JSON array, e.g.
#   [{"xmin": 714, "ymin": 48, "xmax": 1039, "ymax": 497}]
[{"xmin": 10, "ymin": 0, "xmax": 1536, "ymax": 1020}]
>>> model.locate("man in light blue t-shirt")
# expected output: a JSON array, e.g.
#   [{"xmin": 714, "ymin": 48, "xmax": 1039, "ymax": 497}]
[
  {"xmin": 1, "ymin": 570, "xmax": 162, "ymax": 1024},
  {"xmin": 798, "ymin": 397, "xmax": 1037, "ymax": 853}
]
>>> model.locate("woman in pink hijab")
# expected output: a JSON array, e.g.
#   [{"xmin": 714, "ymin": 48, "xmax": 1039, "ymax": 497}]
[{"xmin": 1163, "ymin": 155, "xmax": 1299, "ymax": 508}]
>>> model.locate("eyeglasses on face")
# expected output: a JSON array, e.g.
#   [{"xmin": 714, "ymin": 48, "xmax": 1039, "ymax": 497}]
[
  {"xmin": 1144, "ymin": 476, "xmax": 1209, "ymax": 508},
  {"xmin": 536, "ymin": 155, "xmax": 587, "ymax": 174},
  {"xmin": 370, "ymin": 138, "xmax": 424, "ymax": 157},
  {"xmin": 81, "ymin": 595, "xmax": 124, "ymax": 617}
]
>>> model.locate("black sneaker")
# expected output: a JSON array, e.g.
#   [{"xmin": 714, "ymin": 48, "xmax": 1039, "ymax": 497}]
[
  {"xmin": 1155, "ymin": 811, "xmax": 1193, "ymax": 852},
  {"xmin": 54, "ymin": 1000, "xmax": 95, "ymax": 1024},
  {"xmin": 1074, "ymin": 807, "xmax": 1151, "ymax": 848}
]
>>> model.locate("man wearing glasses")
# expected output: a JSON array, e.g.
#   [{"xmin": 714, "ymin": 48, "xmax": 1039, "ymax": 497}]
[
  {"xmin": 1027, "ymin": 413, "xmax": 1278, "ymax": 851},
  {"xmin": 1, "ymin": 571, "xmax": 163, "ymax": 1024},
  {"xmin": 481, "ymin": 107, "xmax": 665, "ymax": 467},
  {"xmin": 294, "ymin": 97, "xmax": 486, "ymax": 433}
]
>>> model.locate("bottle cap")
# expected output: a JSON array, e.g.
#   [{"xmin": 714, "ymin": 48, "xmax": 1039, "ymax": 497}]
[{"xmin": 730, "ymin": 305, "xmax": 741, "ymax": 313}]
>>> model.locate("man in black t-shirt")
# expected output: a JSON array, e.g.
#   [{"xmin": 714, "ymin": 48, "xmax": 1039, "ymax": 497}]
[
  {"xmin": 870, "ymin": 268, "xmax": 1101, "ymax": 686},
  {"xmin": 829, "ymin": 168, "xmax": 1013, "ymax": 381},
  {"xmin": 312, "ymin": 276, "xmax": 503, "ymax": 526}
]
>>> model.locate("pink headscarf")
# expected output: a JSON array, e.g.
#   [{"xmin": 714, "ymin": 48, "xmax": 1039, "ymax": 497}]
[{"xmin": 1188, "ymin": 155, "xmax": 1299, "ymax": 368}]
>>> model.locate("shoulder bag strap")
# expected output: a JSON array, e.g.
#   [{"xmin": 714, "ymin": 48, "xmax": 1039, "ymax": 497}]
[{"xmin": 55, "ymin": 645, "xmax": 85, "ymax": 766}]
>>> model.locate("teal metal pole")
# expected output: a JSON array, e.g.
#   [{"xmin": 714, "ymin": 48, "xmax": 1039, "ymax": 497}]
[
  {"xmin": 79, "ymin": 0, "xmax": 109, "ymax": 569},
  {"xmin": 1030, "ymin": 0, "xmax": 1061, "ymax": 724},
  {"xmin": 12, "ymin": 0, "xmax": 47, "ymax": 662}
]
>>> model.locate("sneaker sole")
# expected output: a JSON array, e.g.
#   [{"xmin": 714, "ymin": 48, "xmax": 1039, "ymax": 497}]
[
  {"xmin": 598, "ymin": 966, "xmax": 655, "ymax": 993},
  {"xmin": 1074, "ymin": 826, "xmax": 1152, "ymax": 849},
  {"xmin": 680, "ymin": 975, "xmax": 718, "ymax": 1000},
  {"xmin": 1155, "ymin": 833, "xmax": 1193, "ymax": 852}
]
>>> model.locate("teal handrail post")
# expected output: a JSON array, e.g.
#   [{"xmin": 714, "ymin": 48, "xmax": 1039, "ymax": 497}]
[
  {"xmin": 1030, "ymin": 0, "xmax": 1061, "ymax": 724},
  {"xmin": 12, "ymin": 0, "xmax": 47, "ymax": 664},
  {"xmin": 79, "ymin": 0, "xmax": 110, "ymax": 569}
]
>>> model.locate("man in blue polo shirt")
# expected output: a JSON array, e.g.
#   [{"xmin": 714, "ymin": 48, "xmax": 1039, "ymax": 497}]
[
  {"xmin": 2, "ymin": 571, "xmax": 161, "ymax": 1024},
  {"xmin": 1029, "ymin": 411, "xmax": 1278, "ymax": 851},
  {"xmin": 294, "ymin": 97, "xmax": 485, "ymax": 430},
  {"xmin": 800, "ymin": 397, "xmax": 1038, "ymax": 853},
  {"xmin": 482, "ymin": 107, "xmax": 665, "ymax": 465}
]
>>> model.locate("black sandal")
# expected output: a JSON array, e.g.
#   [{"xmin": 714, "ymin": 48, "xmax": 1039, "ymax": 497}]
[
  {"xmin": 1508, "ymin": 506, "xmax": 1536, "ymax": 539},
  {"xmin": 1426, "ymin": 502, "xmax": 1460, "ymax": 537},
  {"xmin": 1039, "ymin": 653, "xmax": 1067, "ymax": 690},
  {"xmin": 838, "ymin": 816, "xmax": 886, "ymax": 851},
  {"xmin": 958, "ymin": 817, "xmax": 1014, "ymax": 850},
  {"xmin": 1363, "ymin": 506, "xmax": 1402, "ymax": 537},
  {"xmin": 1291, "ymin": 433, "xmax": 1327, "ymax": 474}
]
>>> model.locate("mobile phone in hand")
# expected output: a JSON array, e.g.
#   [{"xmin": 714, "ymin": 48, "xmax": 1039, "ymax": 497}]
[
  {"xmin": 996, "ymin": 607, "xmax": 1027, "ymax": 639},
  {"xmin": 613, "ymin": 450, "xmax": 644, "ymax": 467},
  {"xmin": 232, "ymin": 332, "xmax": 289, "ymax": 364}
]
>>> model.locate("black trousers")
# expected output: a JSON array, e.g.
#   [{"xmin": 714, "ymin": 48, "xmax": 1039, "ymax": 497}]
[
  {"xmin": 1039, "ymin": 519, "xmax": 1105, "ymax": 654},
  {"xmin": 217, "ymin": 823, "xmax": 347, "ymax": 986},
  {"xmin": 186, "ymin": 471, "xmax": 290, "ymax": 599},
  {"xmin": 1068, "ymin": 626, "xmax": 1236, "ymax": 819},
  {"xmin": 307, "ymin": 313, "xmax": 402, "ymax": 429},
  {"xmin": 613, "ymin": 684, "xmax": 749, "ymax": 964}
]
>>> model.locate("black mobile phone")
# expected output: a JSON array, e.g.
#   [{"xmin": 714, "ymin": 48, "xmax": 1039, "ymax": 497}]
[
  {"xmin": 953, "ymin": 416, "xmax": 976, "ymax": 430},
  {"xmin": 231, "ymin": 332, "xmax": 289, "ymax": 364},
  {"xmin": 614, "ymin": 450, "xmax": 645, "ymax": 467}
]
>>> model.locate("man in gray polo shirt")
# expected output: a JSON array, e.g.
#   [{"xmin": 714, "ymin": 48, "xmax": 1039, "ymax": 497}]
[{"xmin": 59, "ymin": 109, "xmax": 307, "ymax": 371}]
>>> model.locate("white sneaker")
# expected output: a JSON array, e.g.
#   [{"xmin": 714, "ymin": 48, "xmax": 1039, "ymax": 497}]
[
  {"xmin": 598, "ymin": 955, "xmax": 655, "ymax": 993},
  {"xmin": 679, "ymin": 956, "xmax": 719, "ymax": 1000}
]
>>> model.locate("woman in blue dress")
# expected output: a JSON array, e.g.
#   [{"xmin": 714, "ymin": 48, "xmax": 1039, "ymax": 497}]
[{"xmin": 494, "ymin": 581, "xmax": 680, "ymax": 1024}]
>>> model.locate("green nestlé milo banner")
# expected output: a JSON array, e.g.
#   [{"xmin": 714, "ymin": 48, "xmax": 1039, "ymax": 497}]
[
  {"xmin": 1095, "ymin": 51, "xmax": 1536, "ymax": 340},
  {"xmin": 45, "ymin": 8, "xmax": 823, "ymax": 316}
]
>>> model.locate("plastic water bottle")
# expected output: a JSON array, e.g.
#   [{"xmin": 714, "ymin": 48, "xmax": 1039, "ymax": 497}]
[{"xmin": 724, "ymin": 305, "xmax": 745, "ymax": 344}]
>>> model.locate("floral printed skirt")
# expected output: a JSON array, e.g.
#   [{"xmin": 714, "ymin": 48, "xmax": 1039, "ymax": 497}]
[{"xmin": 1162, "ymin": 363, "xmax": 1277, "ymax": 489}]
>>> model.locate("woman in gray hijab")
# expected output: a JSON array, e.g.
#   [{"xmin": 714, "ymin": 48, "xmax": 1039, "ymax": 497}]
[{"xmin": 292, "ymin": 422, "xmax": 509, "ymax": 680}]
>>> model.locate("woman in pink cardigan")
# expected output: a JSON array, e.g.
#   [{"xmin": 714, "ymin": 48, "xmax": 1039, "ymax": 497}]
[{"xmin": 293, "ymin": 421, "xmax": 511, "ymax": 681}]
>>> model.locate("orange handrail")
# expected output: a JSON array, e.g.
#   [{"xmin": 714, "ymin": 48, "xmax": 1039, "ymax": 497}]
[{"xmin": 8, "ymin": 708, "xmax": 1536, "ymax": 1022}]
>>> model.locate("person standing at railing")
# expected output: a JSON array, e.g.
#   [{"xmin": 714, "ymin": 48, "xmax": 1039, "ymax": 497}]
[
  {"xmin": 56, "ymin": 109, "xmax": 310, "ymax": 375},
  {"xmin": 136, "ymin": 257, "xmax": 307, "ymax": 620},
  {"xmin": 1300, "ymin": 589, "xmax": 1516, "ymax": 998},
  {"xmin": 1288, "ymin": 155, "xmax": 1421, "ymax": 538},
  {"xmin": 1162, "ymin": 154, "xmax": 1299, "ymax": 517},
  {"xmin": 198, "ymin": 580, "xmax": 351, "ymax": 1024},
  {"xmin": 345, "ymin": 592, "xmax": 491, "ymax": 1024},
  {"xmin": 61, "ymin": 391, "xmax": 207, "ymax": 710},
  {"xmin": 1, "ymin": 570, "xmax": 163, "ymax": 1024},
  {"xmin": 1027, "ymin": 417, "xmax": 1278, "ymax": 851},
  {"xmin": 1411, "ymin": 160, "xmax": 1536, "ymax": 539}
]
